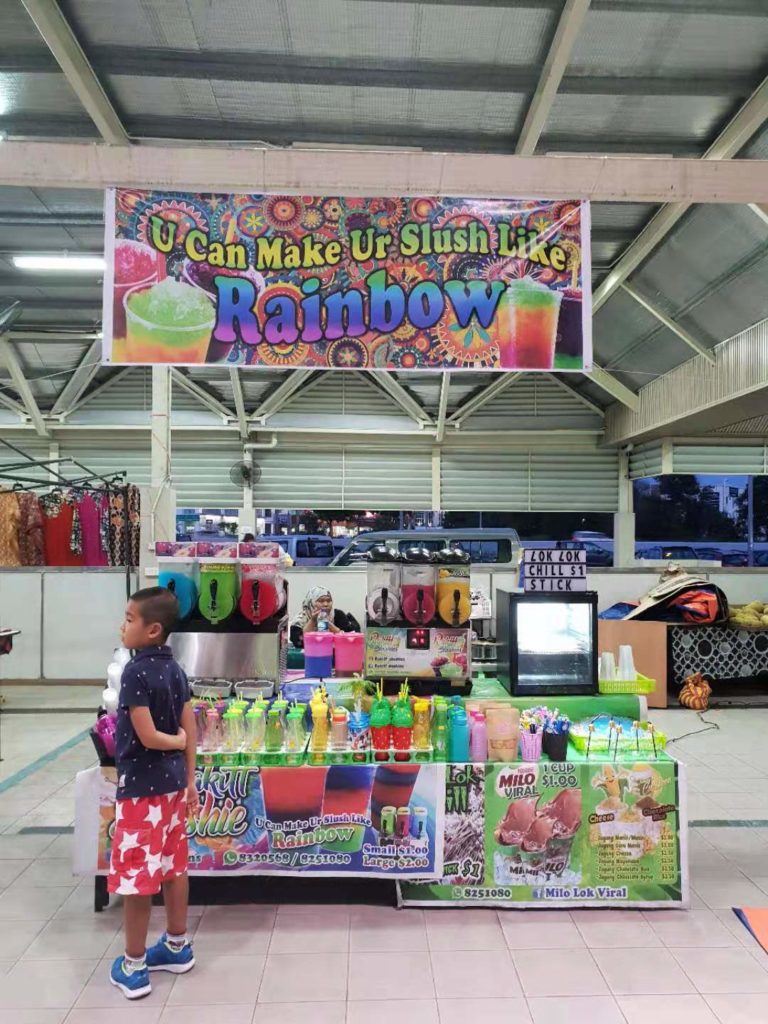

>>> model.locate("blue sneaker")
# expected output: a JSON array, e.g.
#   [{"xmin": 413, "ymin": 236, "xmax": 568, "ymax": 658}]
[
  {"xmin": 146, "ymin": 934, "xmax": 195, "ymax": 974},
  {"xmin": 109, "ymin": 956, "xmax": 151, "ymax": 999}
]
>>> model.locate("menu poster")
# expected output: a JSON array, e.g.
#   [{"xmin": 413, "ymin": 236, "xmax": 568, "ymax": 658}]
[
  {"xmin": 92, "ymin": 763, "xmax": 445, "ymax": 880},
  {"xmin": 400, "ymin": 760, "xmax": 687, "ymax": 908}
]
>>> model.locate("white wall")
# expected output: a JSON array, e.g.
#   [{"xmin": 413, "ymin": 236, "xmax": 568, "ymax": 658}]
[
  {"xmin": 2, "ymin": 565, "xmax": 766, "ymax": 681},
  {"xmin": 0, "ymin": 569, "xmax": 136, "ymax": 681}
]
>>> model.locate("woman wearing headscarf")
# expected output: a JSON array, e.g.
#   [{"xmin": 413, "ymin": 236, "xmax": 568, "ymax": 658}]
[{"xmin": 289, "ymin": 585, "xmax": 360, "ymax": 648}]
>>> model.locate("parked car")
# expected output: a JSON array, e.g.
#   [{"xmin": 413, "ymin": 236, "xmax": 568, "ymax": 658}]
[
  {"xmin": 637, "ymin": 544, "xmax": 698, "ymax": 561},
  {"xmin": 330, "ymin": 528, "xmax": 521, "ymax": 567},
  {"xmin": 258, "ymin": 533, "xmax": 335, "ymax": 565},
  {"xmin": 696, "ymin": 547, "xmax": 723, "ymax": 563},
  {"xmin": 556, "ymin": 540, "xmax": 612, "ymax": 567},
  {"xmin": 721, "ymin": 551, "xmax": 748, "ymax": 566},
  {"xmin": 572, "ymin": 530, "xmax": 610, "ymax": 542},
  {"xmin": 754, "ymin": 552, "xmax": 768, "ymax": 567}
]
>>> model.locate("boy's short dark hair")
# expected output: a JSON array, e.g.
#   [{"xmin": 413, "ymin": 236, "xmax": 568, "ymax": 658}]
[{"xmin": 130, "ymin": 586, "xmax": 179, "ymax": 641}]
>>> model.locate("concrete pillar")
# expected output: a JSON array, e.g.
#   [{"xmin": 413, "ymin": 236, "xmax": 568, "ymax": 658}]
[
  {"xmin": 140, "ymin": 367, "xmax": 176, "ymax": 583},
  {"xmin": 431, "ymin": 447, "xmax": 441, "ymax": 511},
  {"xmin": 614, "ymin": 448, "xmax": 636, "ymax": 567},
  {"xmin": 240, "ymin": 459, "xmax": 256, "ymax": 537}
]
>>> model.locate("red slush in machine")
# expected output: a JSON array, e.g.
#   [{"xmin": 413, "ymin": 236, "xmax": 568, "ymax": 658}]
[{"xmin": 364, "ymin": 545, "xmax": 471, "ymax": 694}]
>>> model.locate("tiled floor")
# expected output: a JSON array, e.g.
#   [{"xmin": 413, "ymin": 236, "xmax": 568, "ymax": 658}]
[{"xmin": 0, "ymin": 697, "xmax": 766, "ymax": 1021}]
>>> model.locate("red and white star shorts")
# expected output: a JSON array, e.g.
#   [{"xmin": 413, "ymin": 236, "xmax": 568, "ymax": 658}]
[{"xmin": 108, "ymin": 790, "xmax": 188, "ymax": 896}]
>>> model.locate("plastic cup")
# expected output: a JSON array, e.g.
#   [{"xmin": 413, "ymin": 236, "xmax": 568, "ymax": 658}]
[
  {"xmin": 600, "ymin": 652, "xmax": 617, "ymax": 681},
  {"xmin": 321, "ymin": 765, "xmax": 376, "ymax": 852},
  {"xmin": 124, "ymin": 278, "xmax": 215, "ymax": 364},
  {"xmin": 260, "ymin": 765, "xmax": 328, "ymax": 825},
  {"xmin": 496, "ymin": 278, "xmax": 562, "ymax": 369},
  {"xmin": 113, "ymin": 239, "xmax": 163, "ymax": 340},
  {"xmin": 519, "ymin": 730, "xmax": 543, "ymax": 762},
  {"xmin": 618, "ymin": 645, "xmax": 636, "ymax": 681}
]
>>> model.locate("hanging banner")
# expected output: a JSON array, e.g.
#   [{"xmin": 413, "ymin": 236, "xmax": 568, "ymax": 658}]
[
  {"xmin": 86, "ymin": 762, "xmax": 445, "ymax": 879},
  {"xmin": 103, "ymin": 190, "xmax": 591, "ymax": 371},
  {"xmin": 399, "ymin": 758, "xmax": 687, "ymax": 908}
]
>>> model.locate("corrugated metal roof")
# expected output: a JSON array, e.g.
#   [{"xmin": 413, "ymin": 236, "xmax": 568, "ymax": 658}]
[{"xmin": 0, "ymin": 0, "xmax": 766, "ymax": 432}]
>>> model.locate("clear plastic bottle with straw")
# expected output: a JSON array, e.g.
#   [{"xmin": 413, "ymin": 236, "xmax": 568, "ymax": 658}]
[
  {"xmin": 222, "ymin": 709, "xmax": 239, "ymax": 754},
  {"xmin": 265, "ymin": 708, "xmax": 284, "ymax": 753},
  {"xmin": 432, "ymin": 701, "xmax": 448, "ymax": 761},
  {"xmin": 309, "ymin": 699, "xmax": 329, "ymax": 763},
  {"xmin": 286, "ymin": 708, "xmax": 305, "ymax": 755},
  {"xmin": 331, "ymin": 707, "xmax": 349, "ymax": 752},
  {"xmin": 246, "ymin": 704, "xmax": 266, "ymax": 751},
  {"xmin": 203, "ymin": 708, "xmax": 222, "ymax": 752},
  {"xmin": 413, "ymin": 700, "xmax": 431, "ymax": 751}
]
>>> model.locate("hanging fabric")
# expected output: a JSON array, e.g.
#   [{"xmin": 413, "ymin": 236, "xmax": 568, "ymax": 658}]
[
  {"xmin": 78, "ymin": 493, "xmax": 108, "ymax": 567},
  {"xmin": 41, "ymin": 492, "xmax": 84, "ymax": 567},
  {"xmin": 17, "ymin": 492, "xmax": 44, "ymax": 566},
  {"xmin": 0, "ymin": 491, "xmax": 22, "ymax": 567}
]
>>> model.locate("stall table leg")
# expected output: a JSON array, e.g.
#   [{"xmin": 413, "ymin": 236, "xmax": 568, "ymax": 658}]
[{"xmin": 94, "ymin": 875, "xmax": 109, "ymax": 913}]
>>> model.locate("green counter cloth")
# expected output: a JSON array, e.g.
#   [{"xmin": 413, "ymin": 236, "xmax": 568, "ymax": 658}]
[{"xmin": 469, "ymin": 676, "xmax": 644, "ymax": 722}]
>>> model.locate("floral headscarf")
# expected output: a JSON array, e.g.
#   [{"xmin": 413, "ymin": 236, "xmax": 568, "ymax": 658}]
[{"xmin": 291, "ymin": 585, "xmax": 334, "ymax": 630}]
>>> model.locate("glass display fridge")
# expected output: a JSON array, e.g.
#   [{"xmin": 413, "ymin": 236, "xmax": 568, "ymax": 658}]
[{"xmin": 495, "ymin": 590, "xmax": 597, "ymax": 696}]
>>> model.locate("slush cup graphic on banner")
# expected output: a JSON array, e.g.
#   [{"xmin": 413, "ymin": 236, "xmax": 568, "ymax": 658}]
[{"xmin": 103, "ymin": 191, "xmax": 592, "ymax": 371}]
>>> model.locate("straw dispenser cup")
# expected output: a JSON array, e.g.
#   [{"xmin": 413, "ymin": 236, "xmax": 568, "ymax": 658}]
[
  {"xmin": 401, "ymin": 547, "xmax": 437, "ymax": 626},
  {"xmin": 366, "ymin": 545, "xmax": 402, "ymax": 625},
  {"xmin": 435, "ymin": 547, "xmax": 471, "ymax": 627}
]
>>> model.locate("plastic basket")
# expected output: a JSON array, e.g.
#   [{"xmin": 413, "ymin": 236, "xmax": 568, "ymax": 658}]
[
  {"xmin": 598, "ymin": 673, "xmax": 655, "ymax": 695},
  {"xmin": 190, "ymin": 678, "xmax": 233, "ymax": 699}
]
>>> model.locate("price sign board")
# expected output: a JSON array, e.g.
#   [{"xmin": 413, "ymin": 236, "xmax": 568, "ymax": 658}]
[{"xmin": 523, "ymin": 548, "xmax": 587, "ymax": 593}]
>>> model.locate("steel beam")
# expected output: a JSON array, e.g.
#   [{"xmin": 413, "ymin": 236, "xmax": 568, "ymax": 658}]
[
  {"xmin": 366, "ymin": 373, "xmax": 434, "ymax": 427},
  {"xmin": 447, "ymin": 373, "xmax": 522, "ymax": 426},
  {"xmin": 170, "ymin": 368, "xmax": 233, "ymax": 423},
  {"xmin": 251, "ymin": 369, "xmax": 317, "ymax": 423},
  {"xmin": 1, "ymin": 141, "xmax": 767, "ymax": 203},
  {"xmin": 516, "ymin": 0, "xmax": 591, "ymax": 156},
  {"xmin": 369, "ymin": 0, "xmax": 768, "ymax": 11},
  {"xmin": 20, "ymin": 0, "xmax": 128, "ymax": 146},
  {"xmin": 229, "ymin": 367, "xmax": 249, "ymax": 440},
  {"xmin": 585, "ymin": 365, "xmax": 639, "ymax": 412},
  {"xmin": 435, "ymin": 374, "xmax": 450, "ymax": 443},
  {"xmin": 50, "ymin": 338, "xmax": 102, "ymax": 415},
  {"xmin": 2, "ymin": 47, "xmax": 752, "ymax": 99},
  {"xmin": 0, "ymin": 388, "xmax": 26, "ymax": 418},
  {"xmin": 0, "ymin": 336, "xmax": 49, "ymax": 436},
  {"xmin": 620, "ymin": 283, "xmax": 716, "ymax": 365},
  {"xmin": 68, "ymin": 366, "xmax": 132, "ymax": 414},
  {"xmin": 0, "ymin": 211, "xmax": 102, "ymax": 227},
  {"xmin": 748, "ymin": 203, "xmax": 768, "ymax": 228},
  {"xmin": 593, "ymin": 74, "xmax": 768, "ymax": 311},
  {"xmin": 0, "ymin": 116, "xmax": 704, "ymax": 155}
]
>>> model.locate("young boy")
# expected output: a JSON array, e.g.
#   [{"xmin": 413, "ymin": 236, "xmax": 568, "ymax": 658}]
[{"xmin": 109, "ymin": 586, "xmax": 200, "ymax": 999}]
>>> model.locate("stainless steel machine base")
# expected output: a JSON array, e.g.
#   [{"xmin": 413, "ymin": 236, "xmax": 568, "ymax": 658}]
[{"xmin": 170, "ymin": 630, "xmax": 286, "ymax": 684}]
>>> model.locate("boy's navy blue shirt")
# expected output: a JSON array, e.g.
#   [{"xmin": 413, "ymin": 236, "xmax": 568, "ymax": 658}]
[{"xmin": 116, "ymin": 644, "xmax": 190, "ymax": 800}]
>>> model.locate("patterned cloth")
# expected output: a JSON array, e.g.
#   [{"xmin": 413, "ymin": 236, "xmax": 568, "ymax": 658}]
[
  {"xmin": 40, "ymin": 492, "xmax": 83, "ymax": 566},
  {"xmin": 116, "ymin": 645, "xmax": 190, "ymax": 800},
  {"xmin": 17, "ymin": 492, "xmax": 44, "ymax": 566},
  {"xmin": 0, "ymin": 491, "xmax": 21, "ymax": 567},
  {"xmin": 108, "ymin": 790, "xmax": 188, "ymax": 896},
  {"xmin": 109, "ymin": 486, "xmax": 141, "ymax": 567},
  {"xmin": 78, "ymin": 493, "xmax": 108, "ymax": 566}
]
